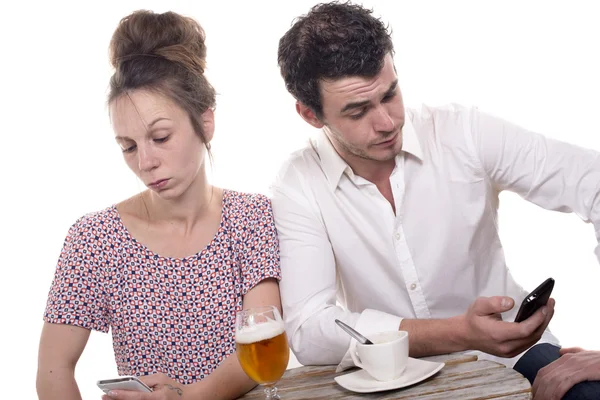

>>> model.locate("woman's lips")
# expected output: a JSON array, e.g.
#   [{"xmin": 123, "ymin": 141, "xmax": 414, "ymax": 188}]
[{"xmin": 148, "ymin": 179, "xmax": 169, "ymax": 189}]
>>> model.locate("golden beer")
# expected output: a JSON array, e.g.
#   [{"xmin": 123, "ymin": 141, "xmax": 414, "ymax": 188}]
[{"xmin": 236, "ymin": 323, "xmax": 290, "ymax": 384}]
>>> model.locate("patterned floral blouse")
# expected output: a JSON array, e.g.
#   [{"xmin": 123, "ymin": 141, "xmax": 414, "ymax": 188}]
[{"xmin": 44, "ymin": 190, "xmax": 281, "ymax": 384}]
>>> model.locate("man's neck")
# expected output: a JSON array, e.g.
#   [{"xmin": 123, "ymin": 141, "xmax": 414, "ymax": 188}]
[
  {"xmin": 340, "ymin": 149, "xmax": 398, "ymax": 214},
  {"xmin": 335, "ymin": 145, "xmax": 396, "ymax": 185},
  {"xmin": 353, "ymin": 158, "xmax": 396, "ymax": 186}
]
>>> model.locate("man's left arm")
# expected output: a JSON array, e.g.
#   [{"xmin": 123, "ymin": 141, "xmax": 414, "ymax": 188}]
[
  {"xmin": 469, "ymin": 107, "xmax": 600, "ymax": 262},
  {"xmin": 468, "ymin": 107, "xmax": 600, "ymax": 398}
]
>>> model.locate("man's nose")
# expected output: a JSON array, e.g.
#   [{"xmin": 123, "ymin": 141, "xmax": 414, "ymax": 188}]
[{"xmin": 373, "ymin": 105, "xmax": 395, "ymax": 133}]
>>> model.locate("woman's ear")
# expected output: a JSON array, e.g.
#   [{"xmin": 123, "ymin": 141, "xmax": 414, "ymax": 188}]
[
  {"xmin": 296, "ymin": 101, "xmax": 324, "ymax": 128},
  {"xmin": 200, "ymin": 108, "xmax": 215, "ymax": 143}
]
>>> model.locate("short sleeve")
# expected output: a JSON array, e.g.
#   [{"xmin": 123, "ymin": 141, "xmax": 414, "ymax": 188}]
[
  {"xmin": 43, "ymin": 215, "xmax": 110, "ymax": 332},
  {"xmin": 238, "ymin": 194, "xmax": 281, "ymax": 294}
]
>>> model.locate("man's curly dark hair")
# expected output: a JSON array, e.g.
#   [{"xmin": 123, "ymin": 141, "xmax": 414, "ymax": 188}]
[{"xmin": 278, "ymin": 1, "xmax": 394, "ymax": 119}]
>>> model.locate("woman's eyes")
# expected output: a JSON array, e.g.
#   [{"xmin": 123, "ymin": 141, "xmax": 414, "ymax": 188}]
[
  {"xmin": 121, "ymin": 135, "xmax": 170, "ymax": 153},
  {"xmin": 153, "ymin": 135, "xmax": 170, "ymax": 144},
  {"xmin": 122, "ymin": 145, "xmax": 137, "ymax": 153}
]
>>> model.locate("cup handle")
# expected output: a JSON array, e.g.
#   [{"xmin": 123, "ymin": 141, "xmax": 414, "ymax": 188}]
[{"xmin": 350, "ymin": 349, "xmax": 364, "ymax": 369}]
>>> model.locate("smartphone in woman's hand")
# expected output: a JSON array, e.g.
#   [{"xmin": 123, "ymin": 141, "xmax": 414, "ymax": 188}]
[{"xmin": 97, "ymin": 376, "xmax": 153, "ymax": 394}]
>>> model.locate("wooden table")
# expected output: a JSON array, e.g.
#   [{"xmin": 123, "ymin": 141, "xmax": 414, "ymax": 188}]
[{"xmin": 240, "ymin": 353, "xmax": 532, "ymax": 399}]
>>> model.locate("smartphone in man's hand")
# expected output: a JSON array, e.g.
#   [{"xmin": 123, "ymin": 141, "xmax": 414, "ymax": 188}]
[{"xmin": 514, "ymin": 277, "xmax": 555, "ymax": 323}]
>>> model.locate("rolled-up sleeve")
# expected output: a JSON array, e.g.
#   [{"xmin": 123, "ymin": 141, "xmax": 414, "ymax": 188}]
[
  {"xmin": 271, "ymin": 160, "xmax": 402, "ymax": 368},
  {"xmin": 470, "ymin": 107, "xmax": 600, "ymax": 262}
]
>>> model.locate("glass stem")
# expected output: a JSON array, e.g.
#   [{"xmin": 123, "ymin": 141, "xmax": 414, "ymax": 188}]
[{"xmin": 264, "ymin": 384, "xmax": 280, "ymax": 400}]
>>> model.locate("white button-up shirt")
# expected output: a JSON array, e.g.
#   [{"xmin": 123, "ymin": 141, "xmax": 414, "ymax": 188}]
[{"xmin": 271, "ymin": 104, "xmax": 600, "ymax": 369}]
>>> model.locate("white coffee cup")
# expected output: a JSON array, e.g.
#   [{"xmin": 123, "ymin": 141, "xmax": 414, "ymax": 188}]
[{"xmin": 350, "ymin": 330, "xmax": 409, "ymax": 381}]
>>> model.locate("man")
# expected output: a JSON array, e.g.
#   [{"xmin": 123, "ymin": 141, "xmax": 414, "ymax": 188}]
[{"xmin": 272, "ymin": 2, "xmax": 600, "ymax": 399}]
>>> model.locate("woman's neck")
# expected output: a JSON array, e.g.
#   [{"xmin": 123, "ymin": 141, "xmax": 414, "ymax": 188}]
[{"xmin": 142, "ymin": 169, "xmax": 217, "ymax": 228}]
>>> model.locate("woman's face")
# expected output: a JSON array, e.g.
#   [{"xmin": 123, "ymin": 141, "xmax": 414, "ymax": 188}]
[{"xmin": 110, "ymin": 89, "xmax": 214, "ymax": 200}]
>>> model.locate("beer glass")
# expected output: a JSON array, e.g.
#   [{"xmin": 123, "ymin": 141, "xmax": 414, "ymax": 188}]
[{"xmin": 236, "ymin": 306, "xmax": 290, "ymax": 399}]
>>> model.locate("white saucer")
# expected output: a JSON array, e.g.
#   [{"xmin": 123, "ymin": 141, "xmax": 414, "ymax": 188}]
[{"xmin": 334, "ymin": 357, "xmax": 445, "ymax": 393}]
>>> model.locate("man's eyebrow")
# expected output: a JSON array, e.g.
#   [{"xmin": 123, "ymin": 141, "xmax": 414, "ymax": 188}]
[
  {"xmin": 384, "ymin": 80, "xmax": 399, "ymax": 96},
  {"xmin": 341, "ymin": 99, "xmax": 371, "ymax": 114},
  {"xmin": 340, "ymin": 80, "xmax": 399, "ymax": 113}
]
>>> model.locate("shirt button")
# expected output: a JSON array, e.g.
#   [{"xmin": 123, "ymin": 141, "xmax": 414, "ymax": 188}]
[
  {"xmin": 395, "ymin": 232, "xmax": 401, "ymax": 240},
  {"xmin": 410, "ymin": 283, "xmax": 417, "ymax": 290}
]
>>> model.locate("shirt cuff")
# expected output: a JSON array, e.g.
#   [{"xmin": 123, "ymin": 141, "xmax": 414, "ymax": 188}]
[{"xmin": 335, "ymin": 309, "xmax": 403, "ymax": 372}]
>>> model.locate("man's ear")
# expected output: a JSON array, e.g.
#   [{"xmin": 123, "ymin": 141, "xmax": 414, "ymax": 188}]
[
  {"xmin": 200, "ymin": 108, "xmax": 215, "ymax": 143},
  {"xmin": 296, "ymin": 102, "xmax": 324, "ymax": 129}
]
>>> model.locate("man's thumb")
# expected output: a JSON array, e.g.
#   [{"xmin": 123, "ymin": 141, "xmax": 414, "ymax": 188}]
[{"xmin": 473, "ymin": 296, "xmax": 514, "ymax": 316}]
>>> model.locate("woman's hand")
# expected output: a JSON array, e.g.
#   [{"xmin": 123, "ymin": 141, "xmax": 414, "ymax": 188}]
[{"xmin": 102, "ymin": 373, "xmax": 186, "ymax": 400}]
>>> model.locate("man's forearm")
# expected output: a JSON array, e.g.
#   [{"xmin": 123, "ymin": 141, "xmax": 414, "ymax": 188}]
[
  {"xmin": 400, "ymin": 315, "xmax": 469, "ymax": 357},
  {"xmin": 36, "ymin": 366, "xmax": 82, "ymax": 400}
]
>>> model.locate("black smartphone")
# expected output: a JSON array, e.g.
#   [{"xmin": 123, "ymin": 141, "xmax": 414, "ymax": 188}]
[{"xmin": 514, "ymin": 277, "xmax": 555, "ymax": 323}]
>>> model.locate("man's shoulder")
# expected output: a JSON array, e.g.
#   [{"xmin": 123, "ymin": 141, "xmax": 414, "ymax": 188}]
[
  {"xmin": 407, "ymin": 103, "xmax": 478, "ymax": 148},
  {"xmin": 408, "ymin": 103, "xmax": 473, "ymax": 121},
  {"xmin": 273, "ymin": 139, "xmax": 323, "ymax": 187}
]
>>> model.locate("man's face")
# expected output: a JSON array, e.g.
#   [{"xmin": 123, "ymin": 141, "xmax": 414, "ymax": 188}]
[{"xmin": 318, "ymin": 54, "xmax": 405, "ymax": 164}]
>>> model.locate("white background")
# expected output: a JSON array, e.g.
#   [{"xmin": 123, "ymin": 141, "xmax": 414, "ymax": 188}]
[{"xmin": 2, "ymin": 1, "xmax": 599, "ymax": 399}]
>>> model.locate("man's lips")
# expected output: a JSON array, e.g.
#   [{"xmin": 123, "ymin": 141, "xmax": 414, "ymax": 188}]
[{"xmin": 374, "ymin": 132, "xmax": 397, "ymax": 146}]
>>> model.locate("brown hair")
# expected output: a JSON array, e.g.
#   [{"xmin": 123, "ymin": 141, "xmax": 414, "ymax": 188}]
[
  {"xmin": 278, "ymin": 1, "xmax": 393, "ymax": 119},
  {"xmin": 108, "ymin": 10, "xmax": 216, "ymax": 147}
]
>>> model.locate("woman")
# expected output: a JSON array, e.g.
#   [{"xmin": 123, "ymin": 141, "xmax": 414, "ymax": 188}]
[{"xmin": 36, "ymin": 10, "xmax": 281, "ymax": 400}]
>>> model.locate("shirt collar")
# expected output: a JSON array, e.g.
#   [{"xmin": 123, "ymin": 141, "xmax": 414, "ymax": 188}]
[
  {"xmin": 315, "ymin": 115, "xmax": 423, "ymax": 190},
  {"xmin": 401, "ymin": 115, "xmax": 423, "ymax": 160}
]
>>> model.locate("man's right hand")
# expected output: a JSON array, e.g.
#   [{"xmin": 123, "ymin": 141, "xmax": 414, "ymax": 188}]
[{"xmin": 460, "ymin": 296, "xmax": 555, "ymax": 358}]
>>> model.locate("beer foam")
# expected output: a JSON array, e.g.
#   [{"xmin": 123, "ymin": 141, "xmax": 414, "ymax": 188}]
[{"xmin": 236, "ymin": 320, "xmax": 285, "ymax": 344}]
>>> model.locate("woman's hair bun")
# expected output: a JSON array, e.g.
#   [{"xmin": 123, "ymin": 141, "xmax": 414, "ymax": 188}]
[{"xmin": 109, "ymin": 10, "xmax": 207, "ymax": 76}]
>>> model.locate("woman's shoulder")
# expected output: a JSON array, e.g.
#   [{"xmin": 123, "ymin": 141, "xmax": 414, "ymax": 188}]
[
  {"xmin": 223, "ymin": 189, "xmax": 274, "ymax": 231},
  {"xmin": 224, "ymin": 189, "xmax": 272, "ymax": 213},
  {"xmin": 67, "ymin": 205, "xmax": 120, "ymax": 239}
]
